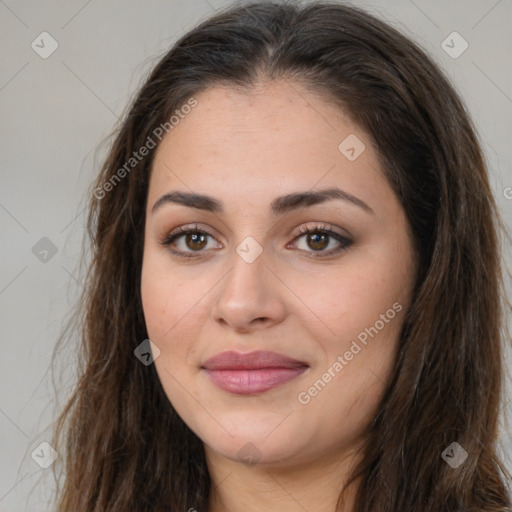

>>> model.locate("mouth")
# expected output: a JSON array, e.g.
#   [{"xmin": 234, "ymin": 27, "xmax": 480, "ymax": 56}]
[{"xmin": 201, "ymin": 350, "xmax": 309, "ymax": 395}]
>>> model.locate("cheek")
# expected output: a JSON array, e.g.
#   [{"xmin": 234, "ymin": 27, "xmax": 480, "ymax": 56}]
[
  {"xmin": 141, "ymin": 283, "xmax": 176, "ymax": 341},
  {"xmin": 305, "ymin": 255, "xmax": 409, "ymax": 349},
  {"xmin": 299, "ymin": 305, "xmax": 401, "ymax": 443},
  {"xmin": 141, "ymin": 250, "xmax": 195, "ymax": 342},
  {"xmin": 140, "ymin": 254, "xmax": 208, "ymax": 378},
  {"xmin": 140, "ymin": 268, "xmax": 198, "ymax": 406},
  {"xmin": 301, "ymin": 242, "xmax": 411, "ymax": 410}
]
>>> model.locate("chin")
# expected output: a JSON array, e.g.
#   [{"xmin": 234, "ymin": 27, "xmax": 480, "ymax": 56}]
[
  {"xmin": 204, "ymin": 433, "xmax": 301, "ymax": 467},
  {"xmin": 196, "ymin": 413, "xmax": 311, "ymax": 466}
]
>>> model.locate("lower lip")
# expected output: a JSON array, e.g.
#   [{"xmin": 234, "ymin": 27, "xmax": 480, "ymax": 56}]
[{"xmin": 204, "ymin": 367, "xmax": 308, "ymax": 394}]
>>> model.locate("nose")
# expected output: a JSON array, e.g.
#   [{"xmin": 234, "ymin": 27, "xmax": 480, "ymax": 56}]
[{"xmin": 211, "ymin": 245, "xmax": 287, "ymax": 334}]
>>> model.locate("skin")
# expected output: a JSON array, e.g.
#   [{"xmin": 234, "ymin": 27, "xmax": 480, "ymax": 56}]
[{"xmin": 141, "ymin": 80, "xmax": 418, "ymax": 512}]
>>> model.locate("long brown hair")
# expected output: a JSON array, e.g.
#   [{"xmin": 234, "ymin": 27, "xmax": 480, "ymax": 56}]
[{"xmin": 51, "ymin": 1, "xmax": 512, "ymax": 510}]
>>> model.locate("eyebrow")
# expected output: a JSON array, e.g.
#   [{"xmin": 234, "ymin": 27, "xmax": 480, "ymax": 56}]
[{"xmin": 151, "ymin": 187, "xmax": 375, "ymax": 216}]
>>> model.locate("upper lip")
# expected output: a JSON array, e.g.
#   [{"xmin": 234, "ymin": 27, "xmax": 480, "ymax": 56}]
[{"xmin": 202, "ymin": 350, "xmax": 309, "ymax": 371}]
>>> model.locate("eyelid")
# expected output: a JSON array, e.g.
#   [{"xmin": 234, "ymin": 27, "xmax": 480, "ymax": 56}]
[
  {"xmin": 291, "ymin": 222, "xmax": 348, "ymax": 239},
  {"xmin": 160, "ymin": 223, "xmax": 222, "ymax": 248}
]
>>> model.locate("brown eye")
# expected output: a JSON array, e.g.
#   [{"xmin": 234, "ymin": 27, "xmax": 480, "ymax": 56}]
[
  {"xmin": 291, "ymin": 225, "xmax": 352, "ymax": 258},
  {"xmin": 160, "ymin": 225, "xmax": 221, "ymax": 258},
  {"xmin": 184, "ymin": 232, "xmax": 208, "ymax": 251},
  {"xmin": 306, "ymin": 232, "xmax": 329, "ymax": 251}
]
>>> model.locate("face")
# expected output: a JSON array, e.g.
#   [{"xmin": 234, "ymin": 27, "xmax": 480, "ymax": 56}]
[{"xmin": 141, "ymin": 81, "xmax": 417, "ymax": 469}]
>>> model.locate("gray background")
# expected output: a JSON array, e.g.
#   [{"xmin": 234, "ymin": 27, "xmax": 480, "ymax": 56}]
[{"xmin": 0, "ymin": 0, "xmax": 511, "ymax": 510}]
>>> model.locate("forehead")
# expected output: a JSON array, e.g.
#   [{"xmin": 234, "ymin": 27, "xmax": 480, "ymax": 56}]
[
  {"xmin": 160, "ymin": 81, "xmax": 354, "ymax": 152},
  {"xmin": 148, "ymin": 81, "xmax": 392, "ymax": 218}
]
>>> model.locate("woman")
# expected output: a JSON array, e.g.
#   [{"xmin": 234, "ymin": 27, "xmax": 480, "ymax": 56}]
[{"xmin": 51, "ymin": 1, "xmax": 512, "ymax": 510}]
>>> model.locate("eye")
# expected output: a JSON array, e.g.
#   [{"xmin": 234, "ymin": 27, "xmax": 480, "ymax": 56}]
[
  {"xmin": 159, "ymin": 224, "xmax": 221, "ymax": 259},
  {"xmin": 289, "ymin": 223, "xmax": 352, "ymax": 258}
]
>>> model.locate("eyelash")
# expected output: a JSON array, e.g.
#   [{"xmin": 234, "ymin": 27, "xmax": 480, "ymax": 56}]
[{"xmin": 159, "ymin": 223, "xmax": 353, "ymax": 259}]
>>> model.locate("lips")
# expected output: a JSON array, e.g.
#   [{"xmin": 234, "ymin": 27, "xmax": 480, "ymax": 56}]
[
  {"xmin": 202, "ymin": 350, "xmax": 309, "ymax": 394},
  {"xmin": 202, "ymin": 350, "xmax": 308, "ymax": 370}
]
